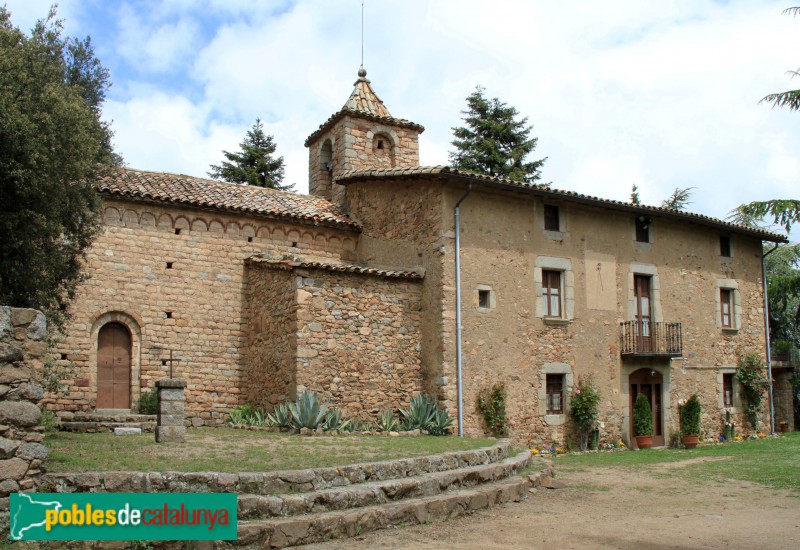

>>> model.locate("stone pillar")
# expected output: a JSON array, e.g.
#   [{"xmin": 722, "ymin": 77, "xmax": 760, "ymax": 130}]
[
  {"xmin": 0, "ymin": 307, "xmax": 49, "ymax": 531},
  {"xmin": 155, "ymin": 379, "xmax": 186, "ymax": 443}
]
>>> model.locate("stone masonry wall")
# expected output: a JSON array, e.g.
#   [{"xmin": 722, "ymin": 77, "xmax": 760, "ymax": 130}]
[
  {"xmin": 344, "ymin": 179, "xmax": 447, "ymax": 404},
  {"xmin": 0, "ymin": 307, "xmax": 50, "ymax": 529},
  {"xmin": 244, "ymin": 265, "xmax": 298, "ymax": 410},
  {"xmin": 292, "ymin": 268, "xmax": 423, "ymax": 418},
  {"xmin": 444, "ymin": 187, "xmax": 770, "ymax": 447},
  {"xmin": 54, "ymin": 198, "xmax": 357, "ymax": 425}
]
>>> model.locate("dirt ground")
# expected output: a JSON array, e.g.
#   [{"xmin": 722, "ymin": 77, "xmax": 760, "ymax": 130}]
[{"xmin": 306, "ymin": 457, "xmax": 800, "ymax": 550}]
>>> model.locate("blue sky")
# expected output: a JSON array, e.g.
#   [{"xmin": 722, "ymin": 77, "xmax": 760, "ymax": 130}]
[{"xmin": 4, "ymin": 0, "xmax": 799, "ymax": 225}]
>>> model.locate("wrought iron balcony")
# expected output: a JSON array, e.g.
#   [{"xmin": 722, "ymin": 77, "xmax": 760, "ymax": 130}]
[{"xmin": 620, "ymin": 321, "xmax": 682, "ymax": 358}]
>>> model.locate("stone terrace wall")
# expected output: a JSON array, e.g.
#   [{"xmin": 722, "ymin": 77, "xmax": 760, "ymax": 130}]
[
  {"xmin": 0, "ymin": 307, "xmax": 49, "ymax": 528},
  {"xmin": 53, "ymin": 198, "xmax": 357, "ymax": 425},
  {"xmin": 244, "ymin": 265, "xmax": 298, "ymax": 410},
  {"xmin": 293, "ymin": 268, "xmax": 423, "ymax": 418}
]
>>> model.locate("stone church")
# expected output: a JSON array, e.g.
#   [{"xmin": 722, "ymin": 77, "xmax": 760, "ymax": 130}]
[{"xmin": 51, "ymin": 68, "xmax": 789, "ymax": 446}]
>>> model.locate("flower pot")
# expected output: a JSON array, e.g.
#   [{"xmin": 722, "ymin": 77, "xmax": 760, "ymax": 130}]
[
  {"xmin": 682, "ymin": 434, "xmax": 699, "ymax": 449},
  {"xmin": 635, "ymin": 435, "xmax": 653, "ymax": 449}
]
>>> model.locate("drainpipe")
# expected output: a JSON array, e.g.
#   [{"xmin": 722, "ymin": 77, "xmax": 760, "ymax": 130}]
[
  {"xmin": 454, "ymin": 184, "xmax": 472, "ymax": 437},
  {"xmin": 762, "ymin": 242, "xmax": 780, "ymax": 433}
]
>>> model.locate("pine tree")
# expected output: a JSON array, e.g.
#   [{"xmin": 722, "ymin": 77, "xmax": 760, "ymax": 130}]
[
  {"xmin": 208, "ymin": 119, "xmax": 292, "ymax": 191},
  {"xmin": 449, "ymin": 86, "xmax": 546, "ymax": 183},
  {"xmin": 661, "ymin": 187, "xmax": 695, "ymax": 211}
]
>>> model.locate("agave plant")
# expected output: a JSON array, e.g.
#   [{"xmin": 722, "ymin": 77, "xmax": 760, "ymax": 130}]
[
  {"xmin": 428, "ymin": 407, "xmax": 455, "ymax": 436},
  {"xmin": 267, "ymin": 403, "xmax": 293, "ymax": 430},
  {"xmin": 399, "ymin": 394, "xmax": 437, "ymax": 431},
  {"xmin": 246, "ymin": 409, "xmax": 267, "ymax": 427},
  {"xmin": 228, "ymin": 404, "xmax": 254, "ymax": 425},
  {"xmin": 376, "ymin": 409, "xmax": 398, "ymax": 432},
  {"xmin": 289, "ymin": 390, "xmax": 330, "ymax": 430},
  {"xmin": 323, "ymin": 407, "xmax": 351, "ymax": 431}
]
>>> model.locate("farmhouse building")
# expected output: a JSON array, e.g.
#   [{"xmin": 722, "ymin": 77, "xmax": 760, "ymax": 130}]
[{"xmin": 51, "ymin": 68, "xmax": 789, "ymax": 446}]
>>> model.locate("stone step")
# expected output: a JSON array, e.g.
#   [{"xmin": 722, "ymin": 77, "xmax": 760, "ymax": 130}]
[
  {"xmin": 44, "ymin": 440, "xmax": 511, "ymax": 495},
  {"xmin": 238, "ymin": 450, "xmax": 533, "ymax": 520},
  {"xmin": 59, "ymin": 421, "xmax": 156, "ymax": 433},
  {"xmin": 66, "ymin": 413, "xmax": 157, "ymax": 423},
  {"xmin": 232, "ymin": 469, "xmax": 552, "ymax": 549}
]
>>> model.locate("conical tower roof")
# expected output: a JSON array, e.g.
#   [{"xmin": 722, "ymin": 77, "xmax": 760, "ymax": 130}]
[{"xmin": 343, "ymin": 67, "xmax": 392, "ymax": 117}]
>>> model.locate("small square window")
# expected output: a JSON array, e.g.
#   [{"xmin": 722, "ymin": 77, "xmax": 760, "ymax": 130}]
[
  {"xmin": 723, "ymin": 373, "xmax": 734, "ymax": 407},
  {"xmin": 720, "ymin": 289, "xmax": 732, "ymax": 328},
  {"xmin": 546, "ymin": 374, "xmax": 564, "ymax": 414},
  {"xmin": 543, "ymin": 270, "xmax": 562, "ymax": 317},
  {"xmin": 166, "ymin": 262, "xmax": 174, "ymax": 269},
  {"xmin": 544, "ymin": 205, "xmax": 560, "ymax": 232},
  {"xmin": 635, "ymin": 217, "xmax": 650, "ymax": 243},
  {"xmin": 165, "ymin": 311, "xmax": 173, "ymax": 319},
  {"xmin": 174, "ymin": 228, "xmax": 181, "ymax": 235},
  {"xmin": 720, "ymin": 236, "xmax": 731, "ymax": 257},
  {"xmin": 478, "ymin": 289, "xmax": 490, "ymax": 309}
]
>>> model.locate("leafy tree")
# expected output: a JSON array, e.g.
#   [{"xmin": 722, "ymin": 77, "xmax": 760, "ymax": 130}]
[
  {"xmin": 761, "ymin": 7, "xmax": 800, "ymax": 112},
  {"xmin": 449, "ymin": 86, "xmax": 546, "ymax": 183},
  {"xmin": 208, "ymin": 118, "xmax": 292, "ymax": 190},
  {"xmin": 765, "ymin": 243, "xmax": 800, "ymax": 345},
  {"xmin": 661, "ymin": 187, "xmax": 695, "ymax": 211},
  {"xmin": 0, "ymin": 7, "xmax": 118, "ymax": 326}
]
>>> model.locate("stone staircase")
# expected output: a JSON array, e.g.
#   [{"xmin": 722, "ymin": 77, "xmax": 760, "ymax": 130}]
[
  {"xmin": 57, "ymin": 412, "xmax": 157, "ymax": 433},
  {"xmin": 43, "ymin": 440, "xmax": 554, "ymax": 548}
]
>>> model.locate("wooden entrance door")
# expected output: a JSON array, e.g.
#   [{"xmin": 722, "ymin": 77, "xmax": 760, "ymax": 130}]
[
  {"xmin": 97, "ymin": 323, "xmax": 131, "ymax": 409},
  {"xmin": 634, "ymin": 275, "xmax": 652, "ymax": 353},
  {"xmin": 630, "ymin": 368, "xmax": 664, "ymax": 448}
]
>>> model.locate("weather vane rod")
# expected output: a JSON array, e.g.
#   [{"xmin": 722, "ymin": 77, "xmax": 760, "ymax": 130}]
[{"xmin": 361, "ymin": 0, "xmax": 365, "ymax": 69}]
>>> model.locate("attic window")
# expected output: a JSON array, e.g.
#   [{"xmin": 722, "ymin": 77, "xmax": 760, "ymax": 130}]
[
  {"xmin": 478, "ymin": 290, "xmax": 490, "ymax": 308},
  {"xmin": 544, "ymin": 205, "xmax": 560, "ymax": 232},
  {"xmin": 720, "ymin": 236, "xmax": 731, "ymax": 257},
  {"xmin": 635, "ymin": 217, "xmax": 650, "ymax": 243}
]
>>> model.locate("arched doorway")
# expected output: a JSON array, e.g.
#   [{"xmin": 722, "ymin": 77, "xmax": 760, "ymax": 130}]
[
  {"xmin": 629, "ymin": 368, "xmax": 664, "ymax": 448},
  {"xmin": 97, "ymin": 322, "xmax": 131, "ymax": 409}
]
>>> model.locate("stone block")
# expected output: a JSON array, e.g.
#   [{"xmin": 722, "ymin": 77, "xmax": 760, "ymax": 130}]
[
  {"xmin": 157, "ymin": 414, "xmax": 184, "ymax": 426},
  {"xmin": 0, "ymin": 365, "xmax": 32, "ymax": 385},
  {"xmin": 155, "ymin": 379, "xmax": 187, "ymax": 389},
  {"xmin": 190, "ymin": 417, "xmax": 204, "ymax": 427},
  {"xmin": 11, "ymin": 308, "xmax": 37, "ymax": 327},
  {"xmin": 159, "ymin": 400, "xmax": 184, "ymax": 415},
  {"xmin": 113, "ymin": 427, "xmax": 142, "ymax": 436},
  {"xmin": 156, "ymin": 425, "xmax": 186, "ymax": 443},
  {"xmin": 158, "ymin": 388, "xmax": 185, "ymax": 402},
  {"xmin": 0, "ymin": 437, "xmax": 19, "ymax": 459},
  {"xmin": 0, "ymin": 458, "xmax": 28, "ymax": 481},
  {"xmin": 0, "ymin": 479, "xmax": 19, "ymax": 496},
  {"xmin": 16, "ymin": 442, "xmax": 48, "ymax": 461},
  {"xmin": 25, "ymin": 312, "xmax": 47, "ymax": 341},
  {"xmin": 0, "ymin": 307, "xmax": 9, "ymax": 339},
  {"xmin": 0, "ymin": 401, "xmax": 41, "ymax": 427}
]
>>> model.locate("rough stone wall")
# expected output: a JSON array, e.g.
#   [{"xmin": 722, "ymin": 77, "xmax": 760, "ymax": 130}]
[
  {"xmin": 244, "ymin": 265, "xmax": 298, "ymax": 410},
  {"xmin": 344, "ymin": 179, "xmax": 447, "ymax": 404},
  {"xmin": 436, "ymin": 187, "xmax": 770, "ymax": 447},
  {"xmin": 773, "ymin": 368, "xmax": 795, "ymax": 431},
  {"xmin": 54, "ymin": 198, "xmax": 356, "ymax": 425},
  {"xmin": 307, "ymin": 114, "xmax": 420, "ymax": 205},
  {"xmin": 0, "ymin": 307, "xmax": 49, "ymax": 526},
  {"xmin": 292, "ymin": 268, "xmax": 423, "ymax": 418}
]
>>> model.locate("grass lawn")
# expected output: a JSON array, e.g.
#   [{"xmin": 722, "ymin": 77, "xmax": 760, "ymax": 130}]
[
  {"xmin": 44, "ymin": 428, "xmax": 497, "ymax": 473},
  {"xmin": 556, "ymin": 432, "xmax": 800, "ymax": 492}
]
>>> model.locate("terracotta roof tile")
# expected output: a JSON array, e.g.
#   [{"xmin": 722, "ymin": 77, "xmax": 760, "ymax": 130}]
[
  {"xmin": 95, "ymin": 167, "xmax": 360, "ymax": 230},
  {"xmin": 335, "ymin": 166, "xmax": 787, "ymax": 243},
  {"xmin": 247, "ymin": 256, "xmax": 424, "ymax": 280}
]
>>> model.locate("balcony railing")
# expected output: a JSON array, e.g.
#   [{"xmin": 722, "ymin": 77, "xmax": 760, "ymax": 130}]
[
  {"xmin": 620, "ymin": 321, "xmax": 683, "ymax": 358},
  {"xmin": 771, "ymin": 342, "xmax": 799, "ymax": 364}
]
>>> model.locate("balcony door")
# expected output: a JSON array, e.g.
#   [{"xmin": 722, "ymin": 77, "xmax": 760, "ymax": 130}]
[{"xmin": 634, "ymin": 275, "xmax": 652, "ymax": 353}]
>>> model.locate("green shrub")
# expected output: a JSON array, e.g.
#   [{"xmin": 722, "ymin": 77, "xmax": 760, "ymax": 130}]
[
  {"xmin": 477, "ymin": 383, "xmax": 508, "ymax": 437},
  {"xmin": 680, "ymin": 394, "xmax": 702, "ymax": 435},
  {"xmin": 400, "ymin": 394, "xmax": 437, "ymax": 431},
  {"xmin": 376, "ymin": 409, "xmax": 398, "ymax": 432},
  {"xmin": 633, "ymin": 393, "xmax": 653, "ymax": 436},
  {"xmin": 736, "ymin": 352, "xmax": 770, "ymax": 429},
  {"xmin": 229, "ymin": 404, "xmax": 255, "ymax": 425},
  {"xmin": 40, "ymin": 409, "xmax": 59, "ymax": 435},
  {"xmin": 570, "ymin": 376, "xmax": 601, "ymax": 450},
  {"xmin": 289, "ymin": 390, "xmax": 330, "ymax": 430},
  {"xmin": 137, "ymin": 388, "xmax": 159, "ymax": 415},
  {"xmin": 268, "ymin": 403, "xmax": 293, "ymax": 430}
]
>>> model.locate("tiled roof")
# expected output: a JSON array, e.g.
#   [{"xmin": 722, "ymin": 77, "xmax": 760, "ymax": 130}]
[
  {"xmin": 344, "ymin": 69, "xmax": 392, "ymax": 117},
  {"xmin": 305, "ymin": 69, "xmax": 424, "ymax": 146},
  {"xmin": 95, "ymin": 168, "xmax": 360, "ymax": 230},
  {"xmin": 247, "ymin": 256, "xmax": 424, "ymax": 279},
  {"xmin": 335, "ymin": 166, "xmax": 788, "ymax": 243}
]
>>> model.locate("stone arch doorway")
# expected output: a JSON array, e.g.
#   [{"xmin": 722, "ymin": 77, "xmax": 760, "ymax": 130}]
[
  {"xmin": 629, "ymin": 367, "xmax": 664, "ymax": 448},
  {"xmin": 96, "ymin": 322, "xmax": 132, "ymax": 409}
]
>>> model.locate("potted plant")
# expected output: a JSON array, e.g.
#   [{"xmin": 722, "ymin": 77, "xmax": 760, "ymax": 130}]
[
  {"xmin": 633, "ymin": 393, "xmax": 654, "ymax": 449},
  {"xmin": 680, "ymin": 394, "xmax": 701, "ymax": 449}
]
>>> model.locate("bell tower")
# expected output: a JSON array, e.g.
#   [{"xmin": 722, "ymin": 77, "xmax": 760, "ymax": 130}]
[{"xmin": 305, "ymin": 68, "xmax": 424, "ymax": 205}]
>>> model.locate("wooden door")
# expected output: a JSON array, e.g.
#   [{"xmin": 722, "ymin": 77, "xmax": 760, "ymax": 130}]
[
  {"xmin": 630, "ymin": 368, "xmax": 664, "ymax": 448},
  {"xmin": 634, "ymin": 275, "xmax": 652, "ymax": 353},
  {"xmin": 97, "ymin": 323, "xmax": 131, "ymax": 409}
]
